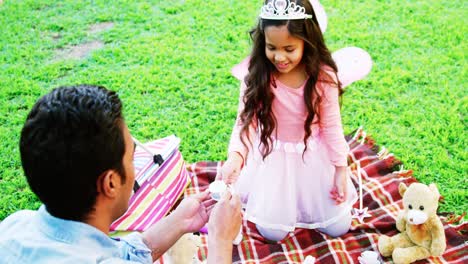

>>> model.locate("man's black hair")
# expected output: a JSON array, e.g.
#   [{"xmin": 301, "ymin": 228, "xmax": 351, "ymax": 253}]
[{"xmin": 20, "ymin": 84, "xmax": 126, "ymax": 221}]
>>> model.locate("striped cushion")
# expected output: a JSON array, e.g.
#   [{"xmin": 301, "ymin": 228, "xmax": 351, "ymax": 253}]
[{"xmin": 110, "ymin": 136, "xmax": 191, "ymax": 232}]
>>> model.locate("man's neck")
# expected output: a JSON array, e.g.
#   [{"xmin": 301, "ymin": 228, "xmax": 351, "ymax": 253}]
[{"xmin": 84, "ymin": 208, "xmax": 114, "ymax": 234}]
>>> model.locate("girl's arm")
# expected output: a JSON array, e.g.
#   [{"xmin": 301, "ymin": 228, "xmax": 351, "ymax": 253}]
[
  {"xmin": 318, "ymin": 75, "xmax": 349, "ymax": 167},
  {"xmin": 318, "ymin": 73, "xmax": 350, "ymax": 203},
  {"xmin": 227, "ymin": 82, "xmax": 252, "ymax": 162},
  {"xmin": 330, "ymin": 166, "xmax": 348, "ymax": 204},
  {"xmin": 221, "ymin": 82, "xmax": 256, "ymax": 183}
]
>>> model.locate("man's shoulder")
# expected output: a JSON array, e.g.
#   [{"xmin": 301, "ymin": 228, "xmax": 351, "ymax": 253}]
[
  {"xmin": 0, "ymin": 210, "xmax": 37, "ymax": 259},
  {"xmin": 0, "ymin": 209, "xmax": 37, "ymax": 233},
  {"xmin": 2, "ymin": 209, "xmax": 37, "ymax": 220},
  {"xmin": 0, "ymin": 210, "xmax": 149, "ymax": 264}
]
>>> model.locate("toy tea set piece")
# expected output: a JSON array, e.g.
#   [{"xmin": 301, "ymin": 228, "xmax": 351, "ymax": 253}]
[
  {"xmin": 208, "ymin": 180, "xmax": 243, "ymax": 245},
  {"xmin": 303, "ymin": 255, "xmax": 316, "ymax": 264},
  {"xmin": 208, "ymin": 180, "xmax": 228, "ymax": 201},
  {"xmin": 358, "ymin": 251, "xmax": 382, "ymax": 264},
  {"xmin": 196, "ymin": 181, "xmax": 231, "ymax": 234}
]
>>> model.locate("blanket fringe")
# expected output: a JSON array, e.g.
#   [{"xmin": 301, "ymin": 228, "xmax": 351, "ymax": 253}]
[{"xmin": 439, "ymin": 212, "xmax": 467, "ymax": 225}]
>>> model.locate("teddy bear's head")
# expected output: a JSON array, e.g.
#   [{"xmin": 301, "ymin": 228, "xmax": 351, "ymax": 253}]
[
  {"xmin": 166, "ymin": 233, "xmax": 202, "ymax": 264},
  {"xmin": 399, "ymin": 182, "xmax": 440, "ymax": 225}
]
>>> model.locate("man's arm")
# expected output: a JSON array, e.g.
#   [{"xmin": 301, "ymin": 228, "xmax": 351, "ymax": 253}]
[
  {"xmin": 141, "ymin": 190, "xmax": 242, "ymax": 263},
  {"xmin": 206, "ymin": 191, "xmax": 242, "ymax": 264},
  {"xmin": 141, "ymin": 212, "xmax": 186, "ymax": 260},
  {"xmin": 142, "ymin": 190, "xmax": 211, "ymax": 261}
]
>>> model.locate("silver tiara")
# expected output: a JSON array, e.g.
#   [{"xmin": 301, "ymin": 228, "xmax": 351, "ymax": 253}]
[{"xmin": 260, "ymin": 0, "xmax": 313, "ymax": 20}]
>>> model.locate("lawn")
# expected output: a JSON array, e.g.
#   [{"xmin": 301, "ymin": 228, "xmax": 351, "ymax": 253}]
[{"xmin": 0, "ymin": 0, "xmax": 466, "ymax": 220}]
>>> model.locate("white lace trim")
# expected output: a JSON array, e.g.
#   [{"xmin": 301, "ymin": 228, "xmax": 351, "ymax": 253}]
[
  {"xmin": 243, "ymin": 196, "xmax": 358, "ymax": 232},
  {"xmin": 270, "ymin": 138, "xmax": 318, "ymax": 154}
]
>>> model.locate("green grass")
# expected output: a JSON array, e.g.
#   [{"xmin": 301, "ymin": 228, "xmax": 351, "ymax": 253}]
[{"xmin": 0, "ymin": 0, "xmax": 466, "ymax": 220}]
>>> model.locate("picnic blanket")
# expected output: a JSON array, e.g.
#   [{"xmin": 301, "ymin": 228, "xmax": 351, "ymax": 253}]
[{"xmin": 184, "ymin": 128, "xmax": 467, "ymax": 263}]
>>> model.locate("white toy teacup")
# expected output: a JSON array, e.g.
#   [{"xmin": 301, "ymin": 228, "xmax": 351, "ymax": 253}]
[
  {"xmin": 358, "ymin": 251, "xmax": 381, "ymax": 264},
  {"xmin": 208, "ymin": 180, "xmax": 243, "ymax": 245},
  {"xmin": 209, "ymin": 180, "xmax": 228, "ymax": 201}
]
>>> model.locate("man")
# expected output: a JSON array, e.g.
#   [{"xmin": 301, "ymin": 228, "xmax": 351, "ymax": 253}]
[{"xmin": 0, "ymin": 85, "xmax": 241, "ymax": 263}]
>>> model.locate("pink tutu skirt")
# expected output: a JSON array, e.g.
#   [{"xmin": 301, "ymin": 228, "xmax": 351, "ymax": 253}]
[{"xmin": 235, "ymin": 135, "xmax": 358, "ymax": 232}]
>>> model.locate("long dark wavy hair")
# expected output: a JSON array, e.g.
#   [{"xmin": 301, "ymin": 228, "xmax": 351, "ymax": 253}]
[{"xmin": 239, "ymin": 0, "xmax": 343, "ymax": 159}]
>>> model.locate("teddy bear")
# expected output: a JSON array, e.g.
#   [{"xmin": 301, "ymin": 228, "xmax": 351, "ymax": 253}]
[
  {"xmin": 161, "ymin": 233, "xmax": 205, "ymax": 264},
  {"xmin": 378, "ymin": 182, "xmax": 446, "ymax": 264}
]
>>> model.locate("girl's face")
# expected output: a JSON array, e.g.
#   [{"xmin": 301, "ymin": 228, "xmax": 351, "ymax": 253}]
[{"xmin": 264, "ymin": 25, "xmax": 304, "ymax": 74}]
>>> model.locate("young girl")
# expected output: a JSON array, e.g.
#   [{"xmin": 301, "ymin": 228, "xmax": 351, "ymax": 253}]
[{"xmin": 219, "ymin": 0, "xmax": 358, "ymax": 242}]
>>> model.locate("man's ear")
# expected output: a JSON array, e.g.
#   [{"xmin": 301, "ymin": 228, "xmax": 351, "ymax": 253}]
[{"xmin": 97, "ymin": 170, "xmax": 119, "ymax": 198}]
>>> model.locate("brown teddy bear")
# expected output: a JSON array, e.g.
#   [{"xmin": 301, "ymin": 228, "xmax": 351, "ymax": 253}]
[{"xmin": 378, "ymin": 182, "xmax": 446, "ymax": 264}]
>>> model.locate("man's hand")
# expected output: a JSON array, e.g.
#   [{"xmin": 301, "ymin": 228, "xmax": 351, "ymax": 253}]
[
  {"xmin": 208, "ymin": 191, "xmax": 242, "ymax": 242},
  {"xmin": 207, "ymin": 191, "xmax": 242, "ymax": 264},
  {"xmin": 172, "ymin": 190, "xmax": 216, "ymax": 233}
]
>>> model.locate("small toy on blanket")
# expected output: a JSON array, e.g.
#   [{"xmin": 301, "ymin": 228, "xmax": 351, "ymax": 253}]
[
  {"xmin": 378, "ymin": 182, "xmax": 446, "ymax": 264},
  {"xmin": 358, "ymin": 251, "xmax": 382, "ymax": 264},
  {"xmin": 160, "ymin": 233, "xmax": 205, "ymax": 264},
  {"xmin": 303, "ymin": 255, "xmax": 316, "ymax": 264}
]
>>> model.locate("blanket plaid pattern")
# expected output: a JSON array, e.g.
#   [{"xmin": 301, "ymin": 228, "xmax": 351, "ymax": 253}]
[{"xmin": 184, "ymin": 128, "xmax": 468, "ymax": 263}]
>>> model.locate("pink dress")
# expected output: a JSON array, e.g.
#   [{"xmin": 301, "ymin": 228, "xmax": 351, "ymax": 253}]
[{"xmin": 229, "ymin": 73, "xmax": 358, "ymax": 232}]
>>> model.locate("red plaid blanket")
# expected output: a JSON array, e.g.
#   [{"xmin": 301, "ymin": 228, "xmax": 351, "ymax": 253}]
[{"xmin": 184, "ymin": 129, "xmax": 468, "ymax": 263}]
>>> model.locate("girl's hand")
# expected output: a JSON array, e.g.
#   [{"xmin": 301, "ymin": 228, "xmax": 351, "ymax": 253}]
[
  {"xmin": 217, "ymin": 152, "xmax": 243, "ymax": 184},
  {"xmin": 330, "ymin": 166, "xmax": 348, "ymax": 204}
]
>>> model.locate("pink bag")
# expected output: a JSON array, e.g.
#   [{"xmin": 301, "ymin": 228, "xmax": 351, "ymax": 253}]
[{"xmin": 110, "ymin": 135, "xmax": 191, "ymax": 232}]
